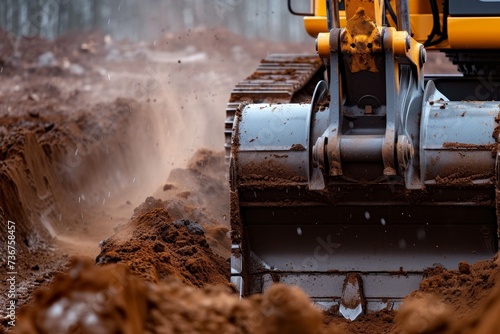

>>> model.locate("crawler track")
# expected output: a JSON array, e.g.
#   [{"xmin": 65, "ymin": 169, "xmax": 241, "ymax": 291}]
[{"xmin": 224, "ymin": 54, "xmax": 324, "ymax": 159}]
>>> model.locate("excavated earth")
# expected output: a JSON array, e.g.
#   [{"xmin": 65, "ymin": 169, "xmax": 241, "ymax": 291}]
[{"xmin": 0, "ymin": 27, "xmax": 499, "ymax": 334}]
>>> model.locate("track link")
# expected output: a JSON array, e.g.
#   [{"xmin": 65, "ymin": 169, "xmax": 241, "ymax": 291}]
[{"xmin": 224, "ymin": 54, "xmax": 324, "ymax": 160}]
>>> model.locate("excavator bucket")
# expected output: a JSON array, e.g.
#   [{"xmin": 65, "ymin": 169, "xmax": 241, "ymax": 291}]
[{"xmin": 227, "ymin": 0, "xmax": 500, "ymax": 318}]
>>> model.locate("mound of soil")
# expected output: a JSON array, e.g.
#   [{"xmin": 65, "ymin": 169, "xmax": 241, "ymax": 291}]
[
  {"xmin": 393, "ymin": 255, "xmax": 500, "ymax": 334},
  {"xmin": 418, "ymin": 258, "xmax": 499, "ymax": 320},
  {"xmin": 160, "ymin": 149, "xmax": 230, "ymax": 258},
  {"xmin": 14, "ymin": 258, "xmax": 323, "ymax": 334},
  {"xmin": 96, "ymin": 196, "xmax": 229, "ymax": 287}
]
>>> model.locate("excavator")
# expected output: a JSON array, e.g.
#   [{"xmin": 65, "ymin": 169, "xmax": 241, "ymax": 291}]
[{"xmin": 226, "ymin": 0, "xmax": 500, "ymax": 320}]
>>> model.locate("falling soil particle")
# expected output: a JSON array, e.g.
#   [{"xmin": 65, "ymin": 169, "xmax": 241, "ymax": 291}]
[{"xmin": 162, "ymin": 183, "xmax": 174, "ymax": 191}]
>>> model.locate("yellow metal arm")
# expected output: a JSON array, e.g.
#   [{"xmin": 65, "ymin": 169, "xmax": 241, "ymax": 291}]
[{"xmin": 305, "ymin": 0, "xmax": 500, "ymax": 49}]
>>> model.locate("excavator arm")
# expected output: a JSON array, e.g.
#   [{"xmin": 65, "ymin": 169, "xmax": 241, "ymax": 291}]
[{"xmin": 228, "ymin": 0, "xmax": 500, "ymax": 320}]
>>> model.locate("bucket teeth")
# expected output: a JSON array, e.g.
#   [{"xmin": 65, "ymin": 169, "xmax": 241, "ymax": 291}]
[{"xmin": 339, "ymin": 273, "xmax": 365, "ymax": 321}]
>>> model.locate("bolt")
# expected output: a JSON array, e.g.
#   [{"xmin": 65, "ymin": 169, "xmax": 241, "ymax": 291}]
[{"xmin": 419, "ymin": 45, "xmax": 427, "ymax": 66}]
